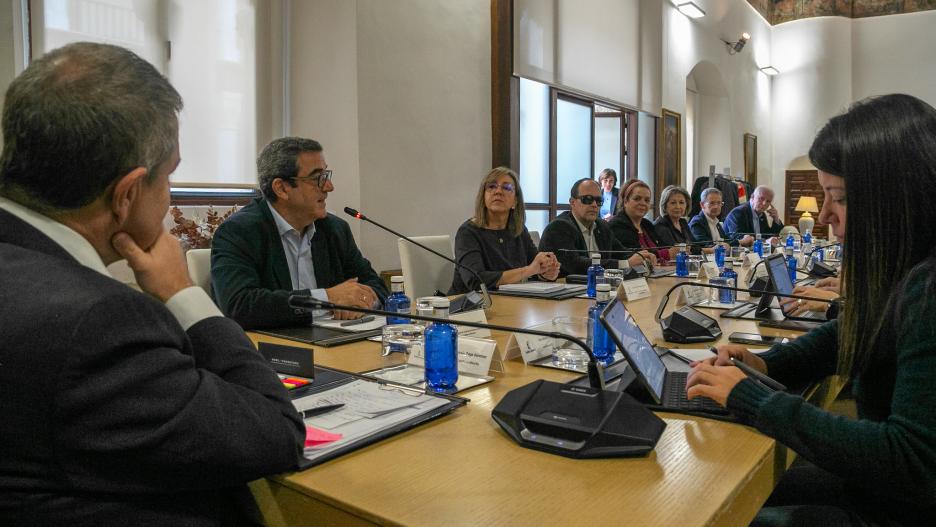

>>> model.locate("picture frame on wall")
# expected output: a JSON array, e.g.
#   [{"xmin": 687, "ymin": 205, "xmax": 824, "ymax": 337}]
[
  {"xmin": 658, "ymin": 108, "xmax": 681, "ymax": 194},
  {"xmin": 743, "ymin": 133, "xmax": 757, "ymax": 186}
]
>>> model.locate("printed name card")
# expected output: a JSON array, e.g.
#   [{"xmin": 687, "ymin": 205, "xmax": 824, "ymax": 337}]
[
  {"xmin": 698, "ymin": 262, "xmax": 721, "ymax": 282},
  {"xmin": 620, "ymin": 277, "xmax": 651, "ymax": 301},
  {"xmin": 676, "ymin": 284, "xmax": 708, "ymax": 307},
  {"xmin": 407, "ymin": 336, "xmax": 497, "ymax": 376},
  {"xmin": 450, "ymin": 309, "xmax": 491, "ymax": 339},
  {"xmin": 512, "ymin": 331, "xmax": 555, "ymax": 364}
]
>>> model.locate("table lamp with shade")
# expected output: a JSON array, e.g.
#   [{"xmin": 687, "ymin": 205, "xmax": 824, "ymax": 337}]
[{"xmin": 795, "ymin": 196, "xmax": 819, "ymax": 236}]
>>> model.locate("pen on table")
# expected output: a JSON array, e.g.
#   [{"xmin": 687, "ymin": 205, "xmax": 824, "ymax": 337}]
[
  {"xmin": 709, "ymin": 347, "xmax": 787, "ymax": 391},
  {"xmin": 340, "ymin": 315, "xmax": 375, "ymax": 327},
  {"xmin": 301, "ymin": 404, "xmax": 345, "ymax": 419}
]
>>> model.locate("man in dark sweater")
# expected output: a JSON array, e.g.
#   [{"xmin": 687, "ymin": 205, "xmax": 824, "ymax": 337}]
[
  {"xmin": 212, "ymin": 138, "xmax": 388, "ymax": 330},
  {"xmin": 539, "ymin": 178, "xmax": 652, "ymax": 276}
]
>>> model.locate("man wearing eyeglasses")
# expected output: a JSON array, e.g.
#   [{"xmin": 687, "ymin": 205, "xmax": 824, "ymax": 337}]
[
  {"xmin": 688, "ymin": 187, "xmax": 739, "ymax": 247},
  {"xmin": 212, "ymin": 137, "xmax": 388, "ymax": 329},
  {"xmin": 539, "ymin": 178, "xmax": 650, "ymax": 276}
]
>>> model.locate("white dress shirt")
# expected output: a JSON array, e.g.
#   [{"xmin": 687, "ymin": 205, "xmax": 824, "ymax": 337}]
[
  {"xmin": 0, "ymin": 196, "xmax": 220, "ymax": 330},
  {"xmin": 705, "ymin": 214, "xmax": 723, "ymax": 242},
  {"xmin": 266, "ymin": 202, "xmax": 330, "ymax": 304},
  {"xmin": 573, "ymin": 214, "xmax": 599, "ymax": 254}
]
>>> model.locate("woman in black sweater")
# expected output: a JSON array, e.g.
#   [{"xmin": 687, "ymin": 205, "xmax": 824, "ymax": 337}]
[
  {"xmin": 688, "ymin": 94, "xmax": 936, "ymax": 526},
  {"xmin": 449, "ymin": 167, "xmax": 560, "ymax": 294}
]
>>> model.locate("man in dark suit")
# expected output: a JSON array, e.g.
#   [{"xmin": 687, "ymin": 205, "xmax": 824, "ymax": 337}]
[
  {"xmin": 723, "ymin": 185, "xmax": 783, "ymax": 245},
  {"xmin": 212, "ymin": 138, "xmax": 388, "ymax": 330},
  {"xmin": 539, "ymin": 178, "xmax": 651, "ymax": 276},
  {"xmin": 688, "ymin": 187, "xmax": 738, "ymax": 247},
  {"xmin": 0, "ymin": 43, "xmax": 304, "ymax": 525}
]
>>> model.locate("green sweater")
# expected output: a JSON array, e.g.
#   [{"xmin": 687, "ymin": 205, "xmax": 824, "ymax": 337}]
[{"xmin": 728, "ymin": 265, "xmax": 936, "ymax": 523}]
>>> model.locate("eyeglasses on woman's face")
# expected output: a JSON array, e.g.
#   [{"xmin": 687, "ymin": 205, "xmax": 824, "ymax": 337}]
[{"xmin": 485, "ymin": 182, "xmax": 515, "ymax": 193}]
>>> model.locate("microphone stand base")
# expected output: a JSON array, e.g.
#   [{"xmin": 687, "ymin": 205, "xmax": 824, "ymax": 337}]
[{"xmin": 491, "ymin": 380, "xmax": 665, "ymax": 458}]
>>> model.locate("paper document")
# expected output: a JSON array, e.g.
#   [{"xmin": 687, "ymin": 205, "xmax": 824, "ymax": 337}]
[
  {"xmin": 313, "ymin": 315, "xmax": 387, "ymax": 332},
  {"xmin": 293, "ymin": 379, "xmax": 451, "ymax": 462}
]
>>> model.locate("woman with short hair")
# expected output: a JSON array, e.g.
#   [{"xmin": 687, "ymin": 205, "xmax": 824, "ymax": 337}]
[{"xmin": 608, "ymin": 179, "xmax": 671, "ymax": 264}]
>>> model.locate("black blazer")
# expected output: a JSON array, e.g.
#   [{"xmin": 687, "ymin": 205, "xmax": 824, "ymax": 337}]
[
  {"xmin": 653, "ymin": 215, "xmax": 701, "ymax": 254},
  {"xmin": 607, "ymin": 214, "xmax": 665, "ymax": 250},
  {"xmin": 539, "ymin": 211, "xmax": 629, "ymax": 276},
  {"xmin": 0, "ymin": 209, "xmax": 304, "ymax": 525},
  {"xmin": 723, "ymin": 202, "xmax": 783, "ymax": 239},
  {"xmin": 211, "ymin": 197, "xmax": 389, "ymax": 330},
  {"xmin": 688, "ymin": 211, "xmax": 737, "ymax": 247}
]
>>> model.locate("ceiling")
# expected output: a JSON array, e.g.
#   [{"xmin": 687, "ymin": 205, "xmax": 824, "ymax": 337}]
[{"xmin": 746, "ymin": 0, "xmax": 936, "ymax": 25}]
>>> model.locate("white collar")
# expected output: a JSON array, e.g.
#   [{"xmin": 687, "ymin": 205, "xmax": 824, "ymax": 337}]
[
  {"xmin": 572, "ymin": 214, "xmax": 596, "ymax": 235},
  {"xmin": 267, "ymin": 201, "xmax": 316, "ymax": 239},
  {"xmin": 0, "ymin": 196, "xmax": 110, "ymax": 276}
]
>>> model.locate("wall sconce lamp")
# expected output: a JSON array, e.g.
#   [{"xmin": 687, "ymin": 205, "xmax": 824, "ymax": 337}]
[
  {"xmin": 759, "ymin": 66, "xmax": 780, "ymax": 76},
  {"xmin": 723, "ymin": 32, "xmax": 750, "ymax": 55},
  {"xmin": 676, "ymin": 1, "xmax": 705, "ymax": 19}
]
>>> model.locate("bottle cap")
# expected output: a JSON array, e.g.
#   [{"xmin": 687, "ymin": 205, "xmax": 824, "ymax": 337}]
[
  {"xmin": 590, "ymin": 252, "xmax": 601, "ymax": 260},
  {"xmin": 391, "ymin": 275, "xmax": 404, "ymax": 283}
]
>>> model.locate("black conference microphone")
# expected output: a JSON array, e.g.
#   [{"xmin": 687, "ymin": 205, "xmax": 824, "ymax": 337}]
[
  {"xmin": 344, "ymin": 206, "xmax": 491, "ymax": 312},
  {"xmin": 802, "ymin": 242, "xmax": 840, "ymax": 278},
  {"xmin": 287, "ymin": 295, "xmax": 666, "ymax": 459},
  {"xmin": 654, "ymin": 282, "xmax": 838, "ymax": 343}
]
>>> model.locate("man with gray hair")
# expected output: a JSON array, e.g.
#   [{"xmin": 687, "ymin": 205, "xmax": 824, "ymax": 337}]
[
  {"xmin": 688, "ymin": 187, "xmax": 739, "ymax": 246},
  {"xmin": 212, "ymin": 137, "xmax": 388, "ymax": 329},
  {"xmin": 723, "ymin": 184, "xmax": 783, "ymax": 245},
  {"xmin": 0, "ymin": 42, "xmax": 304, "ymax": 524}
]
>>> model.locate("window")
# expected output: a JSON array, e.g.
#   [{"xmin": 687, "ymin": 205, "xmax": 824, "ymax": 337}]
[
  {"xmin": 29, "ymin": 0, "xmax": 268, "ymax": 191},
  {"xmin": 518, "ymin": 77, "xmax": 638, "ymax": 232}
]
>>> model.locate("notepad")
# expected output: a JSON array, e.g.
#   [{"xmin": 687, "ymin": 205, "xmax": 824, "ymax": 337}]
[{"xmin": 497, "ymin": 282, "xmax": 565, "ymax": 293}]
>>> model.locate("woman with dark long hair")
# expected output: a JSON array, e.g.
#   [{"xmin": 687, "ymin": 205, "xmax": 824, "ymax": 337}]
[
  {"xmin": 687, "ymin": 94, "xmax": 936, "ymax": 526},
  {"xmin": 449, "ymin": 167, "xmax": 560, "ymax": 294}
]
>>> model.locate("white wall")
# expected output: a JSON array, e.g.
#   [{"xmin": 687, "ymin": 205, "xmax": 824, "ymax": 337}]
[
  {"xmin": 662, "ymin": 1, "xmax": 774, "ymax": 201},
  {"xmin": 852, "ymin": 10, "xmax": 936, "ymax": 106}
]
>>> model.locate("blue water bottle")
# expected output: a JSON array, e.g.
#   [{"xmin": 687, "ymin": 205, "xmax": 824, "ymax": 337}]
[
  {"xmin": 675, "ymin": 244, "xmax": 689, "ymax": 277},
  {"xmin": 714, "ymin": 244, "xmax": 726, "ymax": 268},
  {"xmin": 586, "ymin": 252, "xmax": 604, "ymax": 298},
  {"xmin": 753, "ymin": 238, "xmax": 764, "ymax": 258},
  {"xmin": 424, "ymin": 298, "xmax": 458, "ymax": 393},
  {"xmin": 785, "ymin": 232, "xmax": 795, "ymax": 250},
  {"xmin": 385, "ymin": 276, "xmax": 411, "ymax": 325},
  {"xmin": 785, "ymin": 247, "xmax": 797, "ymax": 283},
  {"xmin": 719, "ymin": 261, "xmax": 738, "ymax": 304},
  {"xmin": 587, "ymin": 284, "xmax": 616, "ymax": 366}
]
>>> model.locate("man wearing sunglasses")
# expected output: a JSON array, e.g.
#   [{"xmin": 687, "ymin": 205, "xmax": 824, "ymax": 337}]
[
  {"xmin": 540, "ymin": 178, "xmax": 651, "ymax": 276},
  {"xmin": 212, "ymin": 137, "xmax": 388, "ymax": 329}
]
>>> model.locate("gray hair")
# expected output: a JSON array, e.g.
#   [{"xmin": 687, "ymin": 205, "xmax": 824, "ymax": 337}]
[
  {"xmin": 700, "ymin": 187, "xmax": 723, "ymax": 204},
  {"xmin": 751, "ymin": 185, "xmax": 774, "ymax": 199},
  {"xmin": 659, "ymin": 185, "xmax": 691, "ymax": 216},
  {"xmin": 0, "ymin": 42, "xmax": 182, "ymax": 212},
  {"xmin": 257, "ymin": 137, "xmax": 323, "ymax": 202}
]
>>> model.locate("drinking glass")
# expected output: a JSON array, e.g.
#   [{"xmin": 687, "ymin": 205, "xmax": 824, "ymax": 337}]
[{"xmin": 550, "ymin": 316, "xmax": 590, "ymax": 367}]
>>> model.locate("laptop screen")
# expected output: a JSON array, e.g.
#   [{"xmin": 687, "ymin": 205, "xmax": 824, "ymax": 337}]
[
  {"xmin": 756, "ymin": 253, "xmax": 792, "ymax": 313},
  {"xmin": 600, "ymin": 297, "xmax": 666, "ymax": 400}
]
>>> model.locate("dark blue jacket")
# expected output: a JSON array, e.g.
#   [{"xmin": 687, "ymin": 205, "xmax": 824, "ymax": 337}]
[
  {"xmin": 688, "ymin": 211, "xmax": 737, "ymax": 246},
  {"xmin": 723, "ymin": 203, "xmax": 783, "ymax": 240}
]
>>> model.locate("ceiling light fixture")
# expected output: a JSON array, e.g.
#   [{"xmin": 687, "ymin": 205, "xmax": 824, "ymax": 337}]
[
  {"xmin": 759, "ymin": 66, "xmax": 780, "ymax": 76},
  {"xmin": 676, "ymin": 1, "xmax": 705, "ymax": 19}
]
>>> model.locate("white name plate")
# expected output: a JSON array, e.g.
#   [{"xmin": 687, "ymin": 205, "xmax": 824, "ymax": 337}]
[
  {"xmin": 407, "ymin": 335, "xmax": 497, "ymax": 377},
  {"xmin": 621, "ymin": 277, "xmax": 651, "ymax": 301},
  {"xmin": 679, "ymin": 284, "xmax": 708, "ymax": 306},
  {"xmin": 450, "ymin": 309, "xmax": 491, "ymax": 339},
  {"xmin": 699, "ymin": 262, "xmax": 721, "ymax": 282}
]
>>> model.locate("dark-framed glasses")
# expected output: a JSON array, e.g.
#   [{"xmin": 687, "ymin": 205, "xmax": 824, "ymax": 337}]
[
  {"xmin": 577, "ymin": 195, "xmax": 604, "ymax": 206},
  {"xmin": 295, "ymin": 169, "xmax": 333, "ymax": 189},
  {"xmin": 485, "ymin": 182, "xmax": 515, "ymax": 193}
]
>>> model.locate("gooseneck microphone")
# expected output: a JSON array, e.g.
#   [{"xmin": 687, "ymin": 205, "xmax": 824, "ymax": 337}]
[
  {"xmin": 344, "ymin": 206, "xmax": 491, "ymax": 311},
  {"xmin": 287, "ymin": 294, "xmax": 667, "ymax": 458},
  {"xmin": 654, "ymin": 281, "xmax": 838, "ymax": 343}
]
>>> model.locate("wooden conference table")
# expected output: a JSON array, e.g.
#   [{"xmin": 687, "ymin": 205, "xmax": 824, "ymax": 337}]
[{"xmin": 248, "ymin": 276, "xmax": 840, "ymax": 527}]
